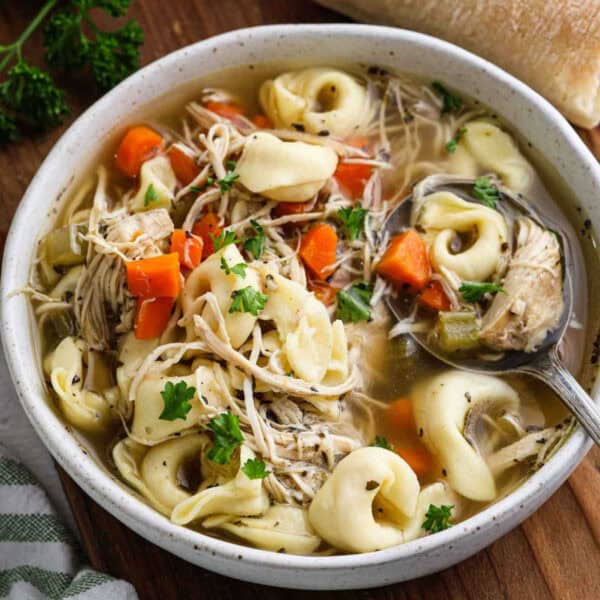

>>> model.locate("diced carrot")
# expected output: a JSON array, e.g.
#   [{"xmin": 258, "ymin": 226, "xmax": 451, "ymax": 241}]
[
  {"xmin": 168, "ymin": 145, "xmax": 200, "ymax": 186},
  {"xmin": 308, "ymin": 280, "xmax": 339, "ymax": 306},
  {"xmin": 347, "ymin": 136, "xmax": 371, "ymax": 152},
  {"xmin": 115, "ymin": 126, "xmax": 163, "ymax": 178},
  {"xmin": 273, "ymin": 200, "xmax": 312, "ymax": 218},
  {"xmin": 192, "ymin": 213, "xmax": 222, "ymax": 258},
  {"xmin": 134, "ymin": 297, "xmax": 174, "ymax": 340},
  {"xmin": 299, "ymin": 223, "xmax": 338, "ymax": 279},
  {"xmin": 170, "ymin": 229, "xmax": 204, "ymax": 270},
  {"xmin": 376, "ymin": 229, "xmax": 431, "ymax": 292},
  {"xmin": 418, "ymin": 280, "xmax": 451, "ymax": 312},
  {"xmin": 387, "ymin": 398, "xmax": 416, "ymax": 431},
  {"xmin": 126, "ymin": 253, "xmax": 181, "ymax": 298},
  {"xmin": 396, "ymin": 445, "xmax": 434, "ymax": 478},
  {"xmin": 204, "ymin": 101, "xmax": 246, "ymax": 121},
  {"xmin": 252, "ymin": 114, "xmax": 272, "ymax": 128},
  {"xmin": 334, "ymin": 162, "xmax": 373, "ymax": 199}
]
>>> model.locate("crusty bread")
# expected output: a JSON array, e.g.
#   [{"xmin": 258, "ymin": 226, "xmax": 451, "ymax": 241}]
[{"xmin": 317, "ymin": 0, "xmax": 600, "ymax": 128}]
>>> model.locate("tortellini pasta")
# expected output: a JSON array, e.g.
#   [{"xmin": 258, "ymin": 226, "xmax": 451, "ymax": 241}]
[
  {"xmin": 236, "ymin": 132, "xmax": 337, "ymax": 203},
  {"xmin": 448, "ymin": 121, "xmax": 533, "ymax": 193},
  {"xmin": 414, "ymin": 191, "xmax": 508, "ymax": 281},
  {"xmin": 130, "ymin": 156, "xmax": 176, "ymax": 212},
  {"xmin": 259, "ymin": 68, "xmax": 369, "ymax": 138},
  {"xmin": 413, "ymin": 370, "xmax": 520, "ymax": 501},
  {"xmin": 116, "ymin": 332, "xmax": 158, "ymax": 401},
  {"xmin": 44, "ymin": 337, "xmax": 116, "ymax": 432}
]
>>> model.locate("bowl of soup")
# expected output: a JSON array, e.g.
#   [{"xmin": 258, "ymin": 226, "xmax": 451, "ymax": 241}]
[{"xmin": 2, "ymin": 24, "xmax": 599, "ymax": 589}]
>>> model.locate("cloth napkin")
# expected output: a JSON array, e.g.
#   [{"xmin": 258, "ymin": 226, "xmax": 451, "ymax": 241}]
[{"xmin": 0, "ymin": 445, "xmax": 137, "ymax": 600}]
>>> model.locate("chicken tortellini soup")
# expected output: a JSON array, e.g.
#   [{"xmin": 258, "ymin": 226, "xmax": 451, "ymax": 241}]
[{"xmin": 30, "ymin": 65, "xmax": 594, "ymax": 555}]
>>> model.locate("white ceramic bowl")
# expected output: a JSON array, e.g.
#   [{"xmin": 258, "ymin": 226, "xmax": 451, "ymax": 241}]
[{"xmin": 2, "ymin": 24, "xmax": 599, "ymax": 590}]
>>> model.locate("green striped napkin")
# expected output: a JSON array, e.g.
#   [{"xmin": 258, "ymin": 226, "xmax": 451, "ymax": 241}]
[{"xmin": 0, "ymin": 446, "xmax": 137, "ymax": 599}]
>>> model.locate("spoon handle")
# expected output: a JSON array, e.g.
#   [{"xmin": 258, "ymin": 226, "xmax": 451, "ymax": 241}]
[{"xmin": 517, "ymin": 350, "xmax": 600, "ymax": 447}]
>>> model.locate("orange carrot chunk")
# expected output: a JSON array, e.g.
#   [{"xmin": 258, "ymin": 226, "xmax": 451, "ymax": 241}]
[
  {"xmin": 418, "ymin": 280, "xmax": 451, "ymax": 312},
  {"xmin": 273, "ymin": 200, "xmax": 312, "ymax": 218},
  {"xmin": 334, "ymin": 162, "xmax": 373, "ymax": 199},
  {"xmin": 204, "ymin": 101, "xmax": 246, "ymax": 121},
  {"xmin": 251, "ymin": 114, "xmax": 272, "ymax": 128},
  {"xmin": 115, "ymin": 126, "xmax": 163, "ymax": 178},
  {"xmin": 126, "ymin": 253, "xmax": 181, "ymax": 298},
  {"xmin": 134, "ymin": 297, "xmax": 174, "ymax": 340},
  {"xmin": 299, "ymin": 223, "xmax": 338, "ymax": 279},
  {"xmin": 168, "ymin": 145, "xmax": 200, "ymax": 186},
  {"xmin": 192, "ymin": 212, "xmax": 222, "ymax": 258},
  {"xmin": 396, "ymin": 445, "xmax": 434, "ymax": 478},
  {"xmin": 308, "ymin": 280, "xmax": 339, "ymax": 306},
  {"xmin": 376, "ymin": 229, "xmax": 431, "ymax": 292},
  {"xmin": 170, "ymin": 229, "xmax": 204, "ymax": 270},
  {"xmin": 387, "ymin": 398, "xmax": 416, "ymax": 431}
]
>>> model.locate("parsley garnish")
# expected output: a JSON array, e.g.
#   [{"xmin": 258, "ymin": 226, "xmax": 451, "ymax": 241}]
[
  {"xmin": 143, "ymin": 183, "xmax": 159, "ymax": 207},
  {"xmin": 241, "ymin": 458, "xmax": 271, "ymax": 479},
  {"xmin": 445, "ymin": 127, "xmax": 467, "ymax": 153},
  {"xmin": 210, "ymin": 229, "xmax": 240, "ymax": 252},
  {"xmin": 207, "ymin": 412, "xmax": 243, "ymax": 464},
  {"xmin": 217, "ymin": 162, "xmax": 239, "ymax": 194},
  {"xmin": 190, "ymin": 177, "xmax": 214, "ymax": 194},
  {"xmin": 336, "ymin": 282, "xmax": 373, "ymax": 323},
  {"xmin": 472, "ymin": 176, "xmax": 500, "ymax": 209},
  {"xmin": 371, "ymin": 436, "xmax": 392, "ymax": 450},
  {"xmin": 159, "ymin": 380, "xmax": 196, "ymax": 421},
  {"xmin": 422, "ymin": 504, "xmax": 454, "ymax": 533},
  {"xmin": 220, "ymin": 256, "xmax": 247, "ymax": 278},
  {"xmin": 432, "ymin": 81, "xmax": 462, "ymax": 114},
  {"xmin": 338, "ymin": 203, "xmax": 369, "ymax": 241},
  {"xmin": 229, "ymin": 287, "xmax": 268, "ymax": 316},
  {"xmin": 459, "ymin": 281, "xmax": 505, "ymax": 303},
  {"xmin": 243, "ymin": 220, "xmax": 265, "ymax": 259}
]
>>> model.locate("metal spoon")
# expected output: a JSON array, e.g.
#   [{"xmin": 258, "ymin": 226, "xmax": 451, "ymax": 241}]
[{"xmin": 383, "ymin": 175, "xmax": 600, "ymax": 446}]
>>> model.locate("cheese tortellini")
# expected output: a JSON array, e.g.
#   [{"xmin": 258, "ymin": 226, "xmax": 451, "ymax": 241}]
[
  {"xmin": 236, "ymin": 132, "xmax": 338, "ymax": 203},
  {"xmin": 130, "ymin": 156, "xmax": 176, "ymax": 212},
  {"xmin": 259, "ymin": 68, "xmax": 369, "ymax": 138},
  {"xmin": 413, "ymin": 370, "xmax": 520, "ymax": 502},
  {"xmin": 414, "ymin": 191, "xmax": 508, "ymax": 281}
]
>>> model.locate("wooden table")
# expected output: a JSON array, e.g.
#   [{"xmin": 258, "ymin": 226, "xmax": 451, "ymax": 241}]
[{"xmin": 1, "ymin": 1, "xmax": 599, "ymax": 598}]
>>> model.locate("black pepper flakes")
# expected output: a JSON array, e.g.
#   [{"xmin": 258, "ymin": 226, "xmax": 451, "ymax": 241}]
[
  {"xmin": 317, "ymin": 130, "xmax": 330, "ymax": 136},
  {"xmin": 442, "ymin": 468, "xmax": 448, "ymax": 477},
  {"xmin": 465, "ymin": 392, "xmax": 472, "ymax": 403},
  {"xmin": 365, "ymin": 480, "xmax": 380, "ymax": 491},
  {"xmin": 72, "ymin": 375, "xmax": 81, "ymax": 384},
  {"xmin": 292, "ymin": 123, "xmax": 305, "ymax": 132}
]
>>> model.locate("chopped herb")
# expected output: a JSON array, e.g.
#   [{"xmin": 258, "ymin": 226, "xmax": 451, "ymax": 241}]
[
  {"xmin": 207, "ymin": 412, "xmax": 243, "ymax": 464},
  {"xmin": 159, "ymin": 380, "xmax": 196, "ymax": 421},
  {"xmin": 243, "ymin": 220, "xmax": 265, "ymax": 259},
  {"xmin": 143, "ymin": 183, "xmax": 159, "ymax": 207},
  {"xmin": 210, "ymin": 229, "xmax": 240, "ymax": 252},
  {"xmin": 226, "ymin": 159, "xmax": 237, "ymax": 171},
  {"xmin": 229, "ymin": 286, "xmax": 268, "ymax": 316},
  {"xmin": 432, "ymin": 81, "xmax": 462, "ymax": 114},
  {"xmin": 220, "ymin": 256, "xmax": 247, "ymax": 278},
  {"xmin": 422, "ymin": 504, "xmax": 454, "ymax": 533},
  {"xmin": 190, "ymin": 177, "xmax": 214, "ymax": 193},
  {"xmin": 241, "ymin": 458, "xmax": 271, "ymax": 479},
  {"xmin": 459, "ymin": 281, "xmax": 505, "ymax": 303},
  {"xmin": 371, "ymin": 436, "xmax": 391, "ymax": 450},
  {"xmin": 472, "ymin": 176, "xmax": 500, "ymax": 209},
  {"xmin": 338, "ymin": 203, "xmax": 369, "ymax": 241},
  {"xmin": 336, "ymin": 282, "xmax": 373, "ymax": 323},
  {"xmin": 217, "ymin": 163, "xmax": 239, "ymax": 193},
  {"xmin": 445, "ymin": 127, "xmax": 467, "ymax": 153}
]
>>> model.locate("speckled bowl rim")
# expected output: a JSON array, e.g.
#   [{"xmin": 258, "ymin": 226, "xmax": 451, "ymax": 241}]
[{"xmin": 1, "ymin": 24, "xmax": 598, "ymax": 589}]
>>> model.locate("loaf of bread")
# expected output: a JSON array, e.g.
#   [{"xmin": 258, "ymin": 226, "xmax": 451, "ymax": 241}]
[{"xmin": 317, "ymin": 0, "xmax": 600, "ymax": 128}]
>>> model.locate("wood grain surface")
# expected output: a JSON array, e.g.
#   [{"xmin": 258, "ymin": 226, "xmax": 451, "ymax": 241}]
[{"xmin": 1, "ymin": 1, "xmax": 599, "ymax": 598}]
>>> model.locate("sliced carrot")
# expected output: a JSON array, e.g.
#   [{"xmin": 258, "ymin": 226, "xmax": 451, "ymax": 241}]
[
  {"xmin": 115, "ymin": 126, "xmax": 163, "ymax": 178},
  {"xmin": 126, "ymin": 253, "xmax": 181, "ymax": 298},
  {"xmin": 299, "ymin": 223, "xmax": 338, "ymax": 279},
  {"xmin": 192, "ymin": 212, "xmax": 222, "ymax": 258},
  {"xmin": 170, "ymin": 229, "xmax": 204, "ymax": 270},
  {"xmin": 308, "ymin": 280, "xmax": 339, "ymax": 306},
  {"xmin": 252, "ymin": 114, "xmax": 272, "ymax": 128},
  {"xmin": 204, "ymin": 101, "xmax": 246, "ymax": 121},
  {"xmin": 334, "ymin": 162, "xmax": 373, "ymax": 199},
  {"xmin": 273, "ymin": 200, "xmax": 312, "ymax": 218},
  {"xmin": 418, "ymin": 280, "xmax": 451, "ymax": 312},
  {"xmin": 134, "ymin": 297, "xmax": 174, "ymax": 340},
  {"xmin": 376, "ymin": 229, "xmax": 431, "ymax": 292},
  {"xmin": 347, "ymin": 135, "xmax": 371, "ymax": 152},
  {"xmin": 168, "ymin": 145, "xmax": 200, "ymax": 186},
  {"xmin": 387, "ymin": 398, "xmax": 416, "ymax": 431},
  {"xmin": 396, "ymin": 445, "xmax": 434, "ymax": 478}
]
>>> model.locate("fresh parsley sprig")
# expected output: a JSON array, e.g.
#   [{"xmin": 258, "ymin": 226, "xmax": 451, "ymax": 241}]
[
  {"xmin": 432, "ymin": 81, "xmax": 462, "ymax": 114},
  {"xmin": 207, "ymin": 412, "xmax": 243, "ymax": 464},
  {"xmin": 459, "ymin": 281, "xmax": 505, "ymax": 303},
  {"xmin": 229, "ymin": 287, "xmax": 268, "ymax": 316},
  {"xmin": 336, "ymin": 282, "xmax": 373, "ymax": 323},
  {"xmin": 241, "ymin": 458, "xmax": 271, "ymax": 479},
  {"xmin": 422, "ymin": 504, "xmax": 454, "ymax": 533},
  {"xmin": 338, "ymin": 203, "xmax": 369, "ymax": 241},
  {"xmin": 210, "ymin": 229, "xmax": 240, "ymax": 252},
  {"xmin": 143, "ymin": 183, "xmax": 159, "ymax": 207},
  {"xmin": 445, "ymin": 127, "xmax": 467, "ymax": 153},
  {"xmin": 371, "ymin": 436, "xmax": 392, "ymax": 450},
  {"xmin": 159, "ymin": 380, "xmax": 196, "ymax": 421},
  {"xmin": 216, "ymin": 160, "xmax": 239, "ymax": 193},
  {"xmin": 473, "ymin": 176, "xmax": 500, "ymax": 209},
  {"xmin": 243, "ymin": 220, "xmax": 265, "ymax": 259},
  {"xmin": 220, "ymin": 256, "xmax": 247, "ymax": 278}
]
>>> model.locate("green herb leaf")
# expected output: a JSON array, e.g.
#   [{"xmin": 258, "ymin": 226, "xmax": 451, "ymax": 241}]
[
  {"xmin": 371, "ymin": 436, "xmax": 392, "ymax": 450},
  {"xmin": 159, "ymin": 380, "xmax": 196, "ymax": 421},
  {"xmin": 432, "ymin": 81, "xmax": 462, "ymax": 114},
  {"xmin": 143, "ymin": 183, "xmax": 159, "ymax": 207},
  {"xmin": 190, "ymin": 177, "xmax": 215, "ymax": 194},
  {"xmin": 0, "ymin": 110, "xmax": 19, "ymax": 145},
  {"xmin": 243, "ymin": 220, "xmax": 266, "ymax": 259},
  {"xmin": 445, "ymin": 127, "xmax": 467, "ymax": 153},
  {"xmin": 210, "ymin": 229, "xmax": 240, "ymax": 252},
  {"xmin": 472, "ymin": 176, "xmax": 500, "ymax": 209},
  {"xmin": 459, "ymin": 281, "xmax": 505, "ymax": 303},
  {"xmin": 241, "ymin": 458, "xmax": 271, "ymax": 479},
  {"xmin": 422, "ymin": 504, "xmax": 454, "ymax": 533},
  {"xmin": 338, "ymin": 203, "xmax": 369, "ymax": 241},
  {"xmin": 207, "ymin": 412, "xmax": 243, "ymax": 464},
  {"xmin": 220, "ymin": 256, "xmax": 247, "ymax": 278},
  {"xmin": 336, "ymin": 282, "xmax": 373, "ymax": 323},
  {"xmin": 229, "ymin": 286, "xmax": 268, "ymax": 316},
  {"xmin": 226, "ymin": 159, "xmax": 237, "ymax": 171},
  {"xmin": 217, "ymin": 165, "xmax": 239, "ymax": 194}
]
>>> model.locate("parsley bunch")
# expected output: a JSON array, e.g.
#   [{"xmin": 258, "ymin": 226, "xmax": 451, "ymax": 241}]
[
  {"xmin": 0, "ymin": 0, "xmax": 143, "ymax": 145},
  {"xmin": 422, "ymin": 504, "xmax": 454, "ymax": 533}
]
